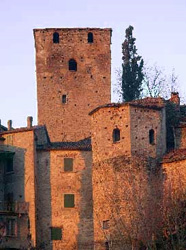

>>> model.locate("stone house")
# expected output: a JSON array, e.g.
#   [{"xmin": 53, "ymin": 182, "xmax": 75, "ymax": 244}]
[{"xmin": 0, "ymin": 28, "xmax": 185, "ymax": 250}]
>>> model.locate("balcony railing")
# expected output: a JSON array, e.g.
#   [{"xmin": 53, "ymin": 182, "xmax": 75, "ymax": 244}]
[{"xmin": 0, "ymin": 201, "xmax": 29, "ymax": 214}]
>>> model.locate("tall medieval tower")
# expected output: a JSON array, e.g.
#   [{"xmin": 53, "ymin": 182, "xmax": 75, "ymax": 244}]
[{"xmin": 34, "ymin": 28, "xmax": 112, "ymax": 142}]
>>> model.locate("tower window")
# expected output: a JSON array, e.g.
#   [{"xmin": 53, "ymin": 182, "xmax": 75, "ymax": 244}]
[
  {"xmin": 149, "ymin": 129, "xmax": 155, "ymax": 145},
  {"xmin": 64, "ymin": 194, "xmax": 75, "ymax": 208},
  {"xmin": 88, "ymin": 32, "xmax": 93, "ymax": 43},
  {"xmin": 69, "ymin": 59, "xmax": 77, "ymax": 71},
  {"xmin": 113, "ymin": 128, "xmax": 120, "ymax": 143},
  {"xmin": 62, "ymin": 95, "xmax": 67, "ymax": 104},
  {"xmin": 53, "ymin": 32, "xmax": 59, "ymax": 43}
]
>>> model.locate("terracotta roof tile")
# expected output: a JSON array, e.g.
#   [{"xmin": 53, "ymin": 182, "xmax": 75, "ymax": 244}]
[
  {"xmin": 89, "ymin": 97, "xmax": 165, "ymax": 115},
  {"xmin": 37, "ymin": 137, "xmax": 92, "ymax": 151},
  {"xmin": 162, "ymin": 149, "xmax": 186, "ymax": 163},
  {"xmin": 0, "ymin": 125, "xmax": 45, "ymax": 135}
]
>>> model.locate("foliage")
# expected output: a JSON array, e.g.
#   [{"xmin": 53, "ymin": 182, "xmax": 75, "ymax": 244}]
[
  {"xmin": 94, "ymin": 155, "xmax": 186, "ymax": 249},
  {"xmin": 141, "ymin": 65, "xmax": 179, "ymax": 99},
  {"xmin": 121, "ymin": 26, "xmax": 144, "ymax": 102}
]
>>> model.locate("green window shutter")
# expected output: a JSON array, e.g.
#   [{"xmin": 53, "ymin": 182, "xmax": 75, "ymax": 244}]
[
  {"xmin": 51, "ymin": 227, "xmax": 62, "ymax": 240},
  {"xmin": 64, "ymin": 194, "xmax": 75, "ymax": 208},
  {"xmin": 64, "ymin": 158, "xmax": 73, "ymax": 172}
]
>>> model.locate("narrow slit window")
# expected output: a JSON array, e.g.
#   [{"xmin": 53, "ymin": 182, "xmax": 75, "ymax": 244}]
[
  {"xmin": 53, "ymin": 32, "xmax": 59, "ymax": 43},
  {"xmin": 113, "ymin": 128, "xmax": 120, "ymax": 143},
  {"xmin": 149, "ymin": 129, "xmax": 155, "ymax": 144},
  {"xmin": 88, "ymin": 32, "xmax": 93, "ymax": 43},
  {"xmin": 69, "ymin": 59, "xmax": 77, "ymax": 71},
  {"xmin": 62, "ymin": 95, "xmax": 67, "ymax": 104}
]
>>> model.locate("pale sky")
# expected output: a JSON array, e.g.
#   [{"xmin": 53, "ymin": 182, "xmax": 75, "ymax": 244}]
[{"xmin": 1, "ymin": 0, "xmax": 186, "ymax": 128}]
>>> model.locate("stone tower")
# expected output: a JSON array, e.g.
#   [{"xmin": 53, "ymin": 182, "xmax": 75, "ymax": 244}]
[{"xmin": 34, "ymin": 28, "xmax": 112, "ymax": 142}]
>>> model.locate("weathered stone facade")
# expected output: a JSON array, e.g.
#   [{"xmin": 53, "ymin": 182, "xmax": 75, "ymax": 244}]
[
  {"xmin": 34, "ymin": 28, "xmax": 111, "ymax": 142},
  {"xmin": 0, "ymin": 27, "xmax": 186, "ymax": 250}
]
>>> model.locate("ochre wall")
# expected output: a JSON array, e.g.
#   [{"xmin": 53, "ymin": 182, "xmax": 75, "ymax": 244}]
[
  {"xmin": 36, "ymin": 149, "xmax": 93, "ymax": 250},
  {"xmin": 1, "ymin": 131, "xmax": 37, "ymax": 247}
]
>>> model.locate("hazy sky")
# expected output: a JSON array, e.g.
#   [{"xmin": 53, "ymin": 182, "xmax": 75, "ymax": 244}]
[{"xmin": 1, "ymin": 0, "xmax": 186, "ymax": 127}]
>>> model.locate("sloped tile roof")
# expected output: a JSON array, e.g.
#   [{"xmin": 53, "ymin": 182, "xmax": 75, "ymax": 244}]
[
  {"xmin": 37, "ymin": 137, "xmax": 92, "ymax": 151},
  {"xmin": 162, "ymin": 149, "xmax": 186, "ymax": 163},
  {"xmin": 89, "ymin": 97, "xmax": 165, "ymax": 115}
]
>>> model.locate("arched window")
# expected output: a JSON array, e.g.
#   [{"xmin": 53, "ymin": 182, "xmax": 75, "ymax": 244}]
[
  {"xmin": 149, "ymin": 129, "xmax": 155, "ymax": 144},
  {"xmin": 113, "ymin": 128, "xmax": 120, "ymax": 143},
  {"xmin": 88, "ymin": 32, "xmax": 93, "ymax": 43},
  {"xmin": 69, "ymin": 59, "xmax": 77, "ymax": 71},
  {"xmin": 53, "ymin": 32, "xmax": 59, "ymax": 43}
]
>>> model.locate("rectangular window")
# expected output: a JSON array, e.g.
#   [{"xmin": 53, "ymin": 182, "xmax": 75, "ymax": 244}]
[
  {"xmin": 64, "ymin": 158, "xmax": 73, "ymax": 172},
  {"xmin": 51, "ymin": 227, "xmax": 62, "ymax": 240},
  {"xmin": 6, "ymin": 158, "xmax": 13, "ymax": 173},
  {"xmin": 64, "ymin": 194, "xmax": 75, "ymax": 208},
  {"xmin": 62, "ymin": 95, "xmax": 67, "ymax": 104},
  {"xmin": 6, "ymin": 218, "xmax": 16, "ymax": 236}
]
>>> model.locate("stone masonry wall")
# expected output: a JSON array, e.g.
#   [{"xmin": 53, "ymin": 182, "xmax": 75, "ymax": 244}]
[
  {"xmin": 130, "ymin": 106, "xmax": 166, "ymax": 158},
  {"xmin": 36, "ymin": 149, "xmax": 93, "ymax": 250},
  {"xmin": 90, "ymin": 104, "xmax": 167, "ymax": 249},
  {"xmin": 92, "ymin": 155, "xmax": 162, "ymax": 250},
  {"xmin": 90, "ymin": 105, "xmax": 131, "ymax": 162},
  {"xmin": 34, "ymin": 28, "xmax": 111, "ymax": 142}
]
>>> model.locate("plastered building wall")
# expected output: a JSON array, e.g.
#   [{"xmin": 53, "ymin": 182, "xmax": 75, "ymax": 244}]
[
  {"xmin": 162, "ymin": 158, "xmax": 186, "ymax": 242},
  {"xmin": 1, "ymin": 130, "xmax": 37, "ymax": 247},
  {"xmin": 163, "ymin": 159, "xmax": 186, "ymax": 199},
  {"xmin": 36, "ymin": 149, "xmax": 93, "ymax": 250},
  {"xmin": 34, "ymin": 28, "xmax": 111, "ymax": 142}
]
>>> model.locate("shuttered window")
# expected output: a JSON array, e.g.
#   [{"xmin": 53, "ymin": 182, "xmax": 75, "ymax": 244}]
[
  {"xmin": 64, "ymin": 194, "xmax": 75, "ymax": 208},
  {"xmin": 64, "ymin": 158, "xmax": 73, "ymax": 172},
  {"xmin": 51, "ymin": 227, "xmax": 62, "ymax": 240}
]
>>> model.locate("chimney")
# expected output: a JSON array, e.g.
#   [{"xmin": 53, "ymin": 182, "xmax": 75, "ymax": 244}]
[
  {"xmin": 7, "ymin": 120, "xmax": 12, "ymax": 130},
  {"xmin": 27, "ymin": 116, "xmax": 33, "ymax": 128}
]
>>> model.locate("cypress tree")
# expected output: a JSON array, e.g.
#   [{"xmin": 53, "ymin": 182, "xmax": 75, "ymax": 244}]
[{"xmin": 122, "ymin": 26, "xmax": 144, "ymax": 102}]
